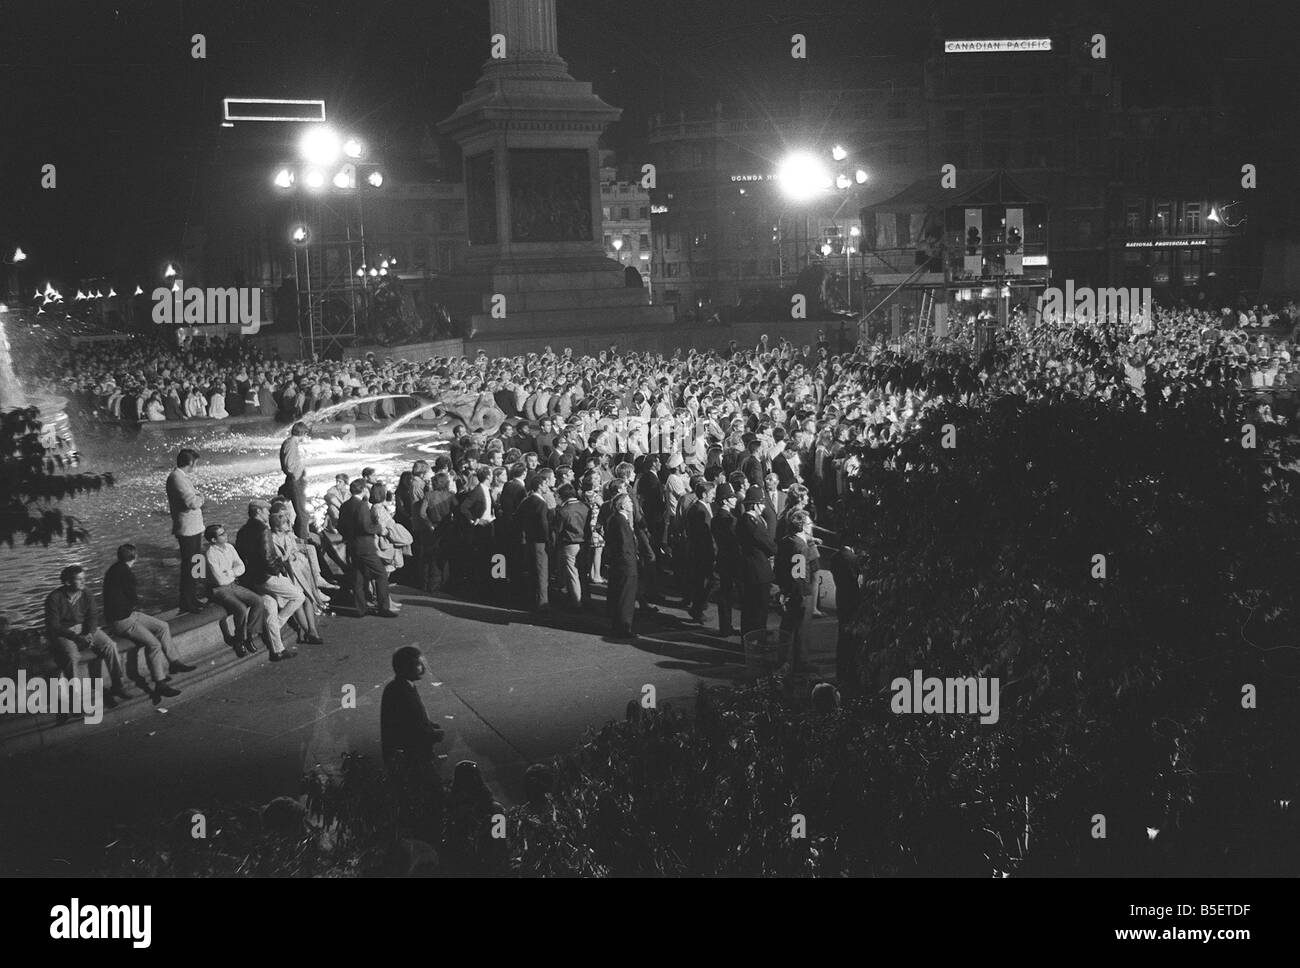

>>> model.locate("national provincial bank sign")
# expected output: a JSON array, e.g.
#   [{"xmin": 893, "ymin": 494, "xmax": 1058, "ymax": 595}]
[{"xmin": 944, "ymin": 38, "xmax": 1052, "ymax": 53}]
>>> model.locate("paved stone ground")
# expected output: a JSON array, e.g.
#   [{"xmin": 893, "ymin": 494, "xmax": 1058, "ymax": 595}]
[{"xmin": 0, "ymin": 578, "xmax": 841, "ymax": 874}]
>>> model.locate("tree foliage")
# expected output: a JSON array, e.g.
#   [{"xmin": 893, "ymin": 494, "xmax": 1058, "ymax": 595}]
[{"xmin": 1, "ymin": 407, "xmax": 113, "ymax": 549}]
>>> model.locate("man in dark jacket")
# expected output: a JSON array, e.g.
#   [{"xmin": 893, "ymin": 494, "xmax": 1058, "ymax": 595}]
[
  {"xmin": 635, "ymin": 454, "xmax": 667, "ymax": 557},
  {"xmin": 736, "ymin": 486, "xmax": 776, "ymax": 636},
  {"xmin": 235, "ymin": 499, "xmax": 303, "ymax": 659},
  {"xmin": 710, "ymin": 483, "xmax": 742, "ymax": 638},
  {"xmin": 381, "ymin": 646, "xmax": 445, "ymax": 773},
  {"xmin": 338, "ymin": 481, "xmax": 398, "ymax": 619},
  {"xmin": 103, "ymin": 543, "xmax": 189, "ymax": 701},
  {"xmin": 682, "ymin": 479, "xmax": 716, "ymax": 623},
  {"xmin": 739, "ymin": 437, "xmax": 767, "ymax": 489},
  {"xmin": 551, "ymin": 483, "xmax": 590, "ymax": 608},
  {"xmin": 604, "ymin": 493, "xmax": 638, "ymax": 637},
  {"xmin": 513, "ymin": 474, "xmax": 553, "ymax": 612},
  {"xmin": 775, "ymin": 510, "xmax": 815, "ymax": 673}
]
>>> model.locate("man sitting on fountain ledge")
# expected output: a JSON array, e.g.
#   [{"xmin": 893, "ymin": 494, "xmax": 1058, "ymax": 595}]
[{"xmin": 103, "ymin": 544, "xmax": 191, "ymax": 703}]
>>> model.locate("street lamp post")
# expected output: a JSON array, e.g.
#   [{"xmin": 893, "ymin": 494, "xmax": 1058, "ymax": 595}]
[{"xmin": 5, "ymin": 247, "xmax": 29, "ymax": 301}]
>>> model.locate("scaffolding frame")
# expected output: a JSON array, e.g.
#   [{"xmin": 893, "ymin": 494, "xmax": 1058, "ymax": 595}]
[{"xmin": 293, "ymin": 193, "xmax": 369, "ymax": 359}]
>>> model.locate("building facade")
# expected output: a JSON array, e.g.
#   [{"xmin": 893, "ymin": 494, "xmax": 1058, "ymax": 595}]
[
  {"xmin": 600, "ymin": 151, "xmax": 652, "ymax": 290},
  {"xmin": 643, "ymin": 20, "xmax": 1257, "ymax": 330}
]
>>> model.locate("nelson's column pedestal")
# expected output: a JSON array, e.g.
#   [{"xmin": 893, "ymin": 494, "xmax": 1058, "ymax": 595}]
[{"xmin": 436, "ymin": 0, "xmax": 673, "ymax": 353}]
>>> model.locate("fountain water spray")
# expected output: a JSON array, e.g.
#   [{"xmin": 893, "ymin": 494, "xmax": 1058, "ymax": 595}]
[
  {"xmin": 301, "ymin": 394, "xmax": 412, "ymax": 427},
  {"xmin": 373, "ymin": 401, "xmax": 447, "ymax": 439}
]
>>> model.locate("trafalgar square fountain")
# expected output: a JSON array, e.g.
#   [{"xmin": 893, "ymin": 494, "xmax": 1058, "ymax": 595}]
[{"xmin": 0, "ymin": 313, "xmax": 461, "ymax": 629}]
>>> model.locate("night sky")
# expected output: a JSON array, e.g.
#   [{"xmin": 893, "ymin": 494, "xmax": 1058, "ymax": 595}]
[{"xmin": 1, "ymin": 0, "xmax": 1296, "ymax": 287}]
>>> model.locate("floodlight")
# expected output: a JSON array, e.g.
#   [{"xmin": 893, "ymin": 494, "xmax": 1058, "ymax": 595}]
[
  {"xmin": 300, "ymin": 125, "xmax": 341, "ymax": 165},
  {"xmin": 776, "ymin": 152, "xmax": 831, "ymax": 202}
]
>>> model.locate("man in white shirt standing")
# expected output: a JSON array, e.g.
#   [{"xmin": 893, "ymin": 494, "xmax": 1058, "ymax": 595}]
[
  {"xmin": 165, "ymin": 448, "xmax": 207, "ymax": 614},
  {"xmin": 279, "ymin": 421, "xmax": 311, "ymax": 539}
]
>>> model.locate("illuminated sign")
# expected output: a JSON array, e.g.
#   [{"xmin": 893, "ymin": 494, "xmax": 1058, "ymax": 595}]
[
  {"xmin": 222, "ymin": 98, "xmax": 327, "ymax": 123},
  {"xmin": 1124, "ymin": 239, "xmax": 1208, "ymax": 248},
  {"xmin": 730, "ymin": 173, "xmax": 777, "ymax": 182},
  {"xmin": 1023, "ymin": 254, "xmax": 1049, "ymax": 267},
  {"xmin": 650, "ymin": 204, "xmax": 669, "ymax": 214},
  {"xmin": 944, "ymin": 38, "xmax": 1052, "ymax": 53}
]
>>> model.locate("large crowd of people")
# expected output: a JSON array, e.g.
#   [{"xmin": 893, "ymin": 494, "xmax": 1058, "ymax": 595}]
[{"xmin": 17, "ymin": 296, "xmax": 1300, "ymax": 726}]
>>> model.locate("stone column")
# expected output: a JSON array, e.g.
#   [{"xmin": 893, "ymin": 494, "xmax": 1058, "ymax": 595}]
[{"xmin": 485, "ymin": 0, "xmax": 569, "ymax": 79}]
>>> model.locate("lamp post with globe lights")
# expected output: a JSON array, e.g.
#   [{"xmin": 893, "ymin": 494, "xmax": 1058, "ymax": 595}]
[{"xmin": 776, "ymin": 147, "xmax": 867, "ymax": 306}]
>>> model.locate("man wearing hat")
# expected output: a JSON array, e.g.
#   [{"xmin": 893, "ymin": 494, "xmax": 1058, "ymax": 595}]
[{"xmin": 735, "ymin": 485, "xmax": 776, "ymax": 637}]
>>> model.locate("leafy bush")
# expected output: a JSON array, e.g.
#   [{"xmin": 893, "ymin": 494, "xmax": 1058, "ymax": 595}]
[{"xmin": 1, "ymin": 406, "xmax": 113, "ymax": 549}]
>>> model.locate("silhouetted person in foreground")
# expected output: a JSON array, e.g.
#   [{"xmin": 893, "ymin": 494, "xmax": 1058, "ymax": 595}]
[{"xmin": 381, "ymin": 646, "xmax": 445, "ymax": 773}]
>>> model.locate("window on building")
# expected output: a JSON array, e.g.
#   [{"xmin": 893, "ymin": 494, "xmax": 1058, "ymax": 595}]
[
  {"xmin": 664, "ymin": 289, "xmax": 679, "ymax": 304},
  {"xmin": 691, "ymin": 145, "xmax": 705, "ymax": 167},
  {"xmin": 696, "ymin": 291, "xmax": 711, "ymax": 306},
  {"xmin": 620, "ymin": 207, "xmax": 630, "ymax": 220},
  {"xmin": 639, "ymin": 206, "xmax": 648, "ymax": 218},
  {"xmin": 1156, "ymin": 202, "xmax": 1172, "ymax": 235},
  {"xmin": 1185, "ymin": 203, "xmax": 1202, "ymax": 234},
  {"xmin": 622, "ymin": 234, "xmax": 632, "ymax": 250},
  {"xmin": 694, "ymin": 262, "xmax": 713, "ymax": 278},
  {"xmin": 665, "ymin": 262, "xmax": 680, "ymax": 278},
  {"xmin": 1126, "ymin": 204, "xmax": 1142, "ymax": 235},
  {"xmin": 602, "ymin": 206, "xmax": 611, "ymax": 219},
  {"xmin": 639, "ymin": 233, "xmax": 650, "ymax": 249},
  {"xmin": 693, "ymin": 230, "xmax": 708, "ymax": 248},
  {"xmin": 604, "ymin": 234, "xmax": 612, "ymax": 248},
  {"xmin": 438, "ymin": 244, "xmax": 454, "ymax": 272}
]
